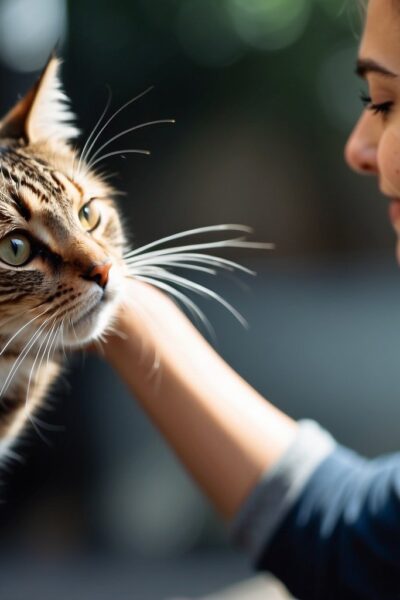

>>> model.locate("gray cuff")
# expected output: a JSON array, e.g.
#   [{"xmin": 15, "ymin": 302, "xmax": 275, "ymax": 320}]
[{"xmin": 231, "ymin": 419, "xmax": 336, "ymax": 563}]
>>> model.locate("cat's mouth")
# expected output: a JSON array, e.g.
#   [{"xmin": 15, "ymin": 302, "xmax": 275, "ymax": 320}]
[
  {"xmin": 72, "ymin": 300, "xmax": 102, "ymax": 329},
  {"xmin": 65, "ymin": 289, "xmax": 118, "ymax": 346}
]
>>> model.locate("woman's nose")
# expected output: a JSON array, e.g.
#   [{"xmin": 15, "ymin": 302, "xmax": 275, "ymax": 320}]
[{"xmin": 344, "ymin": 109, "xmax": 379, "ymax": 175}]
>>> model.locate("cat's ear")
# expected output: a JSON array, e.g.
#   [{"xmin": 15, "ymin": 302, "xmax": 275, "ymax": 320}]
[{"xmin": 0, "ymin": 55, "xmax": 79, "ymax": 145}]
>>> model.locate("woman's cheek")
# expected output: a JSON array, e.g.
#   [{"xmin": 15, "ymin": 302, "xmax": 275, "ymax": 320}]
[{"xmin": 378, "ymin": 126, "xmax": 400, "ymax": 195}]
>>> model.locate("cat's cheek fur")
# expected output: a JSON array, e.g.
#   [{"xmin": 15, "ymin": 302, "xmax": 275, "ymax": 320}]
[{"xmin": 64, "ymin": 294, "xmax": 121, "ymax": 347}]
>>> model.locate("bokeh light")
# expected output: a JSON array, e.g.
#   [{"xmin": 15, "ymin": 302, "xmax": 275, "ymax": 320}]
[
  {"xmin": 227, "ymin": 0, "xmax": 312, "ymax": 51},
  {"xmin": 314, "ymin": 0, "xmax": 365, "ymax": 36},
  {"xmin": 0, "ymin": 0, "xmax": 66, "ymax": 72}
]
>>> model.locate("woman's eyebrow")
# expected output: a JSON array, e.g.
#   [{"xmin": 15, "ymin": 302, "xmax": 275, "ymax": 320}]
[{"xmin": 356, "ymin": 58, "xmax": 397, "ymax": 79}]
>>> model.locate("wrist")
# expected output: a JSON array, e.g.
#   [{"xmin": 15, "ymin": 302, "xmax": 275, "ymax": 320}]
[{"xmin": 102, "ymin": 278, "xmax": 198, "ymax": 373}]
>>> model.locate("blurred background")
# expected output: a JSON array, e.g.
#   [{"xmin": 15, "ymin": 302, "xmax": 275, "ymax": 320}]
[{"xmin": 0, "ymin": 0, "xmax": 399, "ymax": 598}]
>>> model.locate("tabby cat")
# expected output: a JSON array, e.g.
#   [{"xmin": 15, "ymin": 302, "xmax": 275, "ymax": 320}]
[{"xmin": 0, "ymin": 56, "xmax": 268, "ymax": 462}]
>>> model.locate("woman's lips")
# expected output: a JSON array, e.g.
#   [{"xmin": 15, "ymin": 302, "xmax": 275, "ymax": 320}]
[{"xmin": 388, "ymin": 198, "xmax": 400, "ymax": 226}]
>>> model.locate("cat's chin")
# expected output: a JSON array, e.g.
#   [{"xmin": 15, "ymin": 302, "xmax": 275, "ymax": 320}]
[{"xmin": 63, "ymin": 294, "xmax": 120, "ymax": 348}]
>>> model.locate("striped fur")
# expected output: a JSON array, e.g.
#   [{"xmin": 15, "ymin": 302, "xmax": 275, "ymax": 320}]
[{"xmin": 0, "ymin": 58, "xmax": 127, "ymax": 459}]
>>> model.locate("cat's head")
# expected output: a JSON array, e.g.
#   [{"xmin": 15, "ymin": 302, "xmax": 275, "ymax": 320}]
[{"xmin": 0, "ymin": 56, "xmax": 126, "ymax": 348}]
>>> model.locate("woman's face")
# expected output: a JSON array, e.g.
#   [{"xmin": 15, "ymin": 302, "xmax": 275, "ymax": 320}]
[{"xmin": 345, "ymin": 0, "xmax": 400, "ymax": 262}]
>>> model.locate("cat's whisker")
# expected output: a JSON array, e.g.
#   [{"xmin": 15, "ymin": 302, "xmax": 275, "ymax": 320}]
[
  {"xmin": 0, "ymin": 315, "xmax": 54, "ymax": 399},
  {"xmin": 126, "ymin": 252, "xmax": 231, "ymax": 268},
  {"xmin": 27, "ymin": 315, "xmax": 61, "ymax": 445},
  {"xmin": 93, "ymin": 170, "xmax": 121, "ymax": 183},
  {"xmin": 25, "ymin": 318, "xmax": 56, "ymax": 409},
  {"xmin": 89, "ymin": 148, "xmax": 151, "ymax": 170},
  {"xmin": 126, "ymin": 253, "xmax": 255, "ymax": 295},
  {"xmin": 60, "ymin": 318, "xmax": 67, "ymax": 358},
  {"xmin": 35, "ymin": 319, "xmax": 59, "ymax": 392},
  {"xmin": 0, "ymin": 306, "xmax": 51, "ymax": 356},
  {"xmin": 93, "ymin": 338, "xmax": 105, "ymax": 356},
  {"xmin": 125, "ymin": 238, "xmax": 273, "ymax": 262},
  {"xmin": 77, "ymin": 86, "xmax": 113, "ymax": 175},
  {"xmin": 106, "ymin": 325, "xmax": 128, "ymax": 341},
  {"xmin": 46, "ymin": 321, "xmax": 61, "ymax": 370},
  {"xmin": 126, "ymin": 252, "xmax": 255, "ymax": 275},
  {"xmin": 130, "ymin": 274, "xmax": 216, "ymax": 344},
  {"xmin": 68, "ymin": 314, "xmax": 79, "ymax": 346},
  {"xmin": 0, "ymin": 310, "xmax": 37, "ymax": 331},
  {"xmin": 87, "ymin": 119, "xmax": 175, "ymax": 170},
  {"xmin": 132, "ymin": 267, "xmax": 248, "ymax": 328},
  {"xmin": 98, "ymin": 330, "xmax": 109, "ymax": 346},
  {"xmin": 82, "ymin": 86, "xmax": 154, "ymax": 170},
  {"xmin": 28, "ymin": 414, "xmax": 52, "ymax": 446},
  {"xmin": 132, "ymin": 261, "xmax": 217, "ymax": 276},
  {"xmin": 51, "ymin": 317, "xmax": 67, "ymax": 358},
  {"xmin": 29, "ymin": 414, "xmax": 64, "ymax": 433},
  {"xmin": 123, "ymin": 226, "xmax": 267, "ymax": 337},
  {"xmin": 21, "ymin": 320, "xmax": 60, "ymax": 443},
  {"xmin": 123, "ymin": 224, "xmax": 256, "ymax": 258}
]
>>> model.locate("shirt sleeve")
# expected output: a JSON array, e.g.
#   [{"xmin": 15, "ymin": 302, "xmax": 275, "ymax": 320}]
[{"xmin": 232, "ymin": 420, "xmax": 400, "ymax": 600}]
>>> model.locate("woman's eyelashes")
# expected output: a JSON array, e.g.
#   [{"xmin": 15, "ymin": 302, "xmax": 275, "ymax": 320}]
[{"xmin": 360, "ymin": 93, "xmax": 394, "ymax": 119}]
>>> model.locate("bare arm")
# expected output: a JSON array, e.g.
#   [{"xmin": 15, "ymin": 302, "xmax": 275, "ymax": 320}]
[{"xmin": 103, "ymin": 279, "xmax": 298, "ymax": 520}]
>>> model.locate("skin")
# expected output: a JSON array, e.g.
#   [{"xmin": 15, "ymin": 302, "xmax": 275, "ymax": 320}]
[
  {"xmin": 104, "ymin": 281, "xmax": 297, "ymax": 519},
  {"xmin": 103, "ymin": 0, "xmax": 397, "ymax": 520}
]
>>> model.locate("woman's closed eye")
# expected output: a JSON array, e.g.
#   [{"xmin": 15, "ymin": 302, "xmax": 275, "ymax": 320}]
[{"xmin": 360, "ymin": 93, "xmax": 394, "ymax": 119}]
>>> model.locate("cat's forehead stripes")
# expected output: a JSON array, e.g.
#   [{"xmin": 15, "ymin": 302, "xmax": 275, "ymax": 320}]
[
  {"xmin": 33, "ymin": 209, "xmax": 74, "ymax": 245},
  {"xmin": 0, "ymin": 150, "xmax": 93, "ymax": 255},
  {"xmin": 0, "ymin": 173, "xmax": 89, "ymax": 256},
  {"xmin": 0, "ymin": 186, "xmax": 31, "ymax": 221},
  {"xmin": 50, "ymin": 171, "xmax": 83, "ymax": 200},
  {"xmin": 0, "ymin": 149, "xmax": 84, "ymax": 208}
]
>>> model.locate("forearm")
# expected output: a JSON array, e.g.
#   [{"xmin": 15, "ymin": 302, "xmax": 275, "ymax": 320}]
[{"xmin": 104, "ymin": 280, "xmax": 298, "ymax": 519}]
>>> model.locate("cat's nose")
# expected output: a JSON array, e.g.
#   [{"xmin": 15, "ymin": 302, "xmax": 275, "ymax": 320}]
[{"xmin": 84, "ymin": 262, "xmax": 112, "ymax": 290}]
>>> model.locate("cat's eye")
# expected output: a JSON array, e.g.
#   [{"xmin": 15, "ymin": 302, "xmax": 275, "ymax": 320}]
[
  {"xmin": 78, "ymin": 201, "xmax": 101, "ymax": 232},
  {"xmin": 0, "ymin": 233, "xmax": 31, "ymax": 266}
]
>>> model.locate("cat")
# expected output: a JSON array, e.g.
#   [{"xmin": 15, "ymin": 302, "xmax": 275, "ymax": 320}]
[
  {"xmin": 0, "ymin": 56, "xmax": 126, "ymax": 460},
  {"xmin": 0, "ymin": 56, "xmax": 269, "ymax": 462}
]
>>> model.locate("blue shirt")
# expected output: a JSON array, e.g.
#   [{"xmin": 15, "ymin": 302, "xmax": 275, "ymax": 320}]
[{"xmin": 233, "ymin": 421, "xmax": 400, "ymax": 599}]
